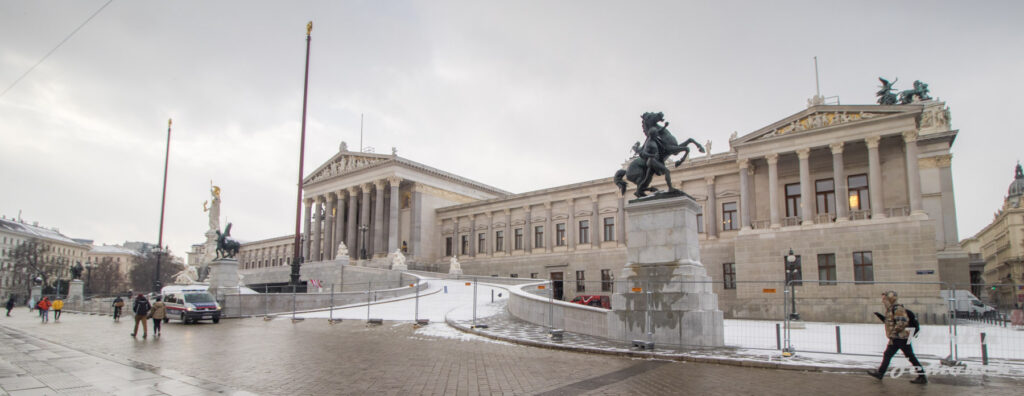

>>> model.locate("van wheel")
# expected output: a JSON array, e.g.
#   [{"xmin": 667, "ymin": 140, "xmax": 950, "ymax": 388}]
[
  {"xmin": 180, "ymin": 312, "xmax": 187, "ymax": 324},
  {"xmin": 212, "ymin": 317, "xmax": 220, "ymax": 324}
]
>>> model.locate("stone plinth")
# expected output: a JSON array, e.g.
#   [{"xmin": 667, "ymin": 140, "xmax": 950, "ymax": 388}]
[
  {"xmin": 206, "ymin": 257, "xmax": 239, "ymax": 298},
  {"xmin": 68, "ymin": 279, "xmax": 84, "ymax": 303},
  {"xmin": 30, "ymin": 285, "xmax": 41, "ymax": 304},
  {"xmin": 607, "ymin": 194, "xmax": 724, "ymax": 347}
]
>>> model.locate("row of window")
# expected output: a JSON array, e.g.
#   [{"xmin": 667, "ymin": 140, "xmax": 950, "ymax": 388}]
[
  {"xmin": 720, "ymin": 251, "xmax": 875, "ymax": 289},
  {"xmin": 446, "ymin": 218, "xmax": 617, "ymax": 256},
  {"xmin": 243, "ymin": 257, "xmax": 292, "ymax": 269},
  {"xmin": 785, "ymin": 174, "xmax": 870, "ymax": 218}
]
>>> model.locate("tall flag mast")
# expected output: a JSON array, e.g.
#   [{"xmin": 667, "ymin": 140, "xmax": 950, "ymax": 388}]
[
  {"xmin": 291, "ymin": 22, "xmax": 314, "ymax": 286},
  {"xmin": 155, "ymin": 118, "xmax": 172, "ymax": 291}
]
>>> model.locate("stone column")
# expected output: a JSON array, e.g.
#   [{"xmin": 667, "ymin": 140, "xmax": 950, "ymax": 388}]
[
  {"xmin": 738, "ymin": 159, "xmax": 751, "ymax": 230},
  {"xmin": 302, "ymin": 198, "xmax": 313, "ymax": 260},
  {"xmin": 346, "ymin": 187, "xmax": 359, "ymax": 258},
  {"xmin": 469, "ymin": 215, "xmax": 477, "ymax": 257},
  {"xmin": 591, "ymin": 195, "xmax": 600, "ymax": 247},
  {"xmin": 705, "ymin": 176, "xmax": 717, "ymax": 238},
  {"xmin": 485, "ymin": 213, "xmax": 493, "ymax": 255},
  {"xmin": 387, "ymin": 177, "xmax": 401, "ymax": 253},
  {"xmin": 544, "ymin": 203, "xmax": 553, "ymax": 252},
  {"xmin": 411, "ymin": 184, "xmax": 423, "ymax": 258},
  {"xmin": 865, "ymin": 136, "xmax": 886, "ymax": 219},
  {"xmin": 360, "ymin": 184, "xmax": 372, "ymax": 258},
  {"xmin": 453, "ymin": 217, "xmax": 460, "ymax": 257},
  {"xmin": 504, "ymin": 209, "xmax": 512, "ymax": 254},
  {"xmin": 524, "ymin": 206, "xmax": 532, "ymax": 253},
  {"xmin": 373, "ymin": 180, "xmax": 385, "ymax": 256},
  {"xmin": 567, "ymin": 199, "xmax": 576, "ymax": 250},
  {"xmin": 324, "ymin": 193, "xmax": 336, "ymax": 260},
  {"xmin": 903, "ymin": 130, "xmax": 925, "ymax": 216},
  {"xmin": 767, "ymin": 153, "xmax": 781, "ymax": 228},
  {"xmin": 830, "ymin": 143, "xmax": 849, "ymax": 222},
  {"xmin": 311, "ymin": 196, "xmax": 323, "ymax": 261},
  {"xmin": 797, "ymin": 148, "xmax": 814, "ymax": 225},
  {"xmin": 335, "ymin": 190, "xmax": 347, "ymax": 254}
]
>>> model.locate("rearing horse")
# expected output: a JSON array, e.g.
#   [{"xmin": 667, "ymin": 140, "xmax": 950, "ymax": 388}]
[{"xmin": 614, "ymin": 112, "xmax": 704, "ymax": 198}]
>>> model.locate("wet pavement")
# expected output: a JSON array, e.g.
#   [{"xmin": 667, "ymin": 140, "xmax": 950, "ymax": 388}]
[{"xmin": 1, "ymin": 303, "xmax": 1021, "ymax": 395}]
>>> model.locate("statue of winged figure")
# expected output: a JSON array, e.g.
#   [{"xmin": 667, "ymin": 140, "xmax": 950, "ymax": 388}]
[{"xmin": 876, "ymin": 77, "xmax": 898, "ymax": 105}]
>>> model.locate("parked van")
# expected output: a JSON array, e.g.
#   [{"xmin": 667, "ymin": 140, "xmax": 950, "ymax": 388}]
[
  {"xmin": 940, "ymin": 290, "xmax": 996, "ymax": 318},
  {"xmin": 161, "ymin": 285, "xmax": 221, "ymax": 324}
]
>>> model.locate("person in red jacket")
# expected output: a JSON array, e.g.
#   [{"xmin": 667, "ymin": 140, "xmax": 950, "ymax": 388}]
[{"xmin": 36, "ymin": 297, "xmax": 51, "ymax": 323}]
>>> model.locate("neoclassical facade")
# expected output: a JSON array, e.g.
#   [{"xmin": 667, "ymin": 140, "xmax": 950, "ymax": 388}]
[
  {"xmin": 241, "ymin": 100, "xmax": 967, "ymax": 321},
  {"xmin": 960, "ymin": 164, "xmax": 1024, "ymax": 309},
  {"xmin": 0, "ymin": 217, "xmax": 88, "ymax": 299}
]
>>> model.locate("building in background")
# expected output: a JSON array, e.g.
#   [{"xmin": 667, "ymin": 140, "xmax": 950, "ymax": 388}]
[
  {"xmin": 961, "ymin": 163, "xmax": 1024, "ymax": 309},
  {"xmin": 0, "ymin": 217, "xmax": 89, "ymax": 300}
]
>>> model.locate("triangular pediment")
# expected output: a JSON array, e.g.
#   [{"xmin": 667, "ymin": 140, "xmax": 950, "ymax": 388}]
[
  {"xmin": 731, "ymin": 105, "xmax": 918, "ymax": 146},
  {"xmin": 303, "ymin": 151, "xmax": 394, "ymax": 184}
]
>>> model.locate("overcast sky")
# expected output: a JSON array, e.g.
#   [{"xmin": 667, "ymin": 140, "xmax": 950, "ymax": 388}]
[{"xmin": 1, "ymin": 1, "xmax": 1021, "ymax": 258}]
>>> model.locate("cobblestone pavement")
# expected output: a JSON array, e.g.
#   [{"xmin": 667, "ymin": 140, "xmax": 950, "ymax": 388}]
[{"xmin": 1, "ymin": 309, "xmax": 1021, "ymax": 395}]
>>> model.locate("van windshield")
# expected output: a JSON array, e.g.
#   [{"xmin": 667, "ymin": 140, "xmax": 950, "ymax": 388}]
[{"xmin": 185, "ymin": 293, "xmax": 215, "ymax": 303}]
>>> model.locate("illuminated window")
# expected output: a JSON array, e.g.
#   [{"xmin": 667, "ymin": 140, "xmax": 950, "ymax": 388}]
[
  {"xmin": 722, "ymin": 202, "xmax": 738, "ymax": 231},
  {"xmin": 848, "ymin": 174, "xmax": 869, "ymax": 211}
]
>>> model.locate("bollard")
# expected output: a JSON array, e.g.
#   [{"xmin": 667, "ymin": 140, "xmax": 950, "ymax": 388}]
[
  {"xmin": 835, "ymin": 325, "xmax": 842, "ymax": 354},
  {"xmin": 981, "ymin": 332, "xmax": 988, "ymax": 365},
  {"xmin": 776, "ymin": 323, "xmax": 781, "ymax": 350},
  {"xmin": 491, "ymin": 289, "xmax": 494, "ymax": 303},
  {"xmin": 329, "ymin": 284, "xmax": 334, "ymax": 323}
]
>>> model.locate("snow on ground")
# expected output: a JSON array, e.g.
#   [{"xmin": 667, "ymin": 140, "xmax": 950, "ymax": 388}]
[{"xmin": 294, "ymin": 278, "xmax": 508, "ymax": 322}]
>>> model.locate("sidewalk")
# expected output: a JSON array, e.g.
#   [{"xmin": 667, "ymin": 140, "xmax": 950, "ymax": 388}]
[{"xmin": 0, "ymin": 310, "xmax": 256, "ymax": 396}]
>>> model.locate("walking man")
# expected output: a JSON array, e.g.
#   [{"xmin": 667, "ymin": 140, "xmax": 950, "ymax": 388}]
[
  {"xmin": 112, "ymin": 296, "xmax": 124, "ymax": 321},
  {"xmin": 130, "ymin": 294, "xmax": 151, "ymax": 338},
  {"xmin": 5, "ymin": 296, "xmax": 14, "ymax": 316},
  {"xmin": 52, "ymin": 298, "xmax": 64, "ymax": 321},
  {"xmin": 36, "ymin": 297, "xmax": 51, "ymax": 323},
  {"xmin": 867, "ymin": 290, "xmax": 927, "ymax": 384}
]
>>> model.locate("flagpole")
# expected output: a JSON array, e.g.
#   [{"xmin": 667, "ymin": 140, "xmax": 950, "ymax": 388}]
[
  {"xmin": 155, "ymin": 118, "xmax": 172, "ymax": 291},
  {"xmin": 291, "ymin": 22, "xmax": 313, "ymax": 286}
]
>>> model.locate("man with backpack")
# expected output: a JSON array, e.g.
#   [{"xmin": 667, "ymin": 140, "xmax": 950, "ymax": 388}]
[
  {"xmin": 867, "ymin": 290, "xmax": 927, "ymax": 384},
  {"xmin": 130, "ymin": 294, "xmax": 151, "ymax": 338}
]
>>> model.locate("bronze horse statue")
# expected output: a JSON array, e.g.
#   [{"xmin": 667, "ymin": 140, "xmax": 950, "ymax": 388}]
[
  {"xmin": 614, "ymin": 112, "xmax": 704, "ymax": 198},
  {"xmin": 215, "ymin": 223, "xmax": 241, "ymax": 259}
]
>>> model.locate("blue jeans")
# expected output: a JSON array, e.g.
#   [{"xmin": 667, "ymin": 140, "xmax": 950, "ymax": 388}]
[{"xmin": 39, "ymin": 309, "xmax": 48, "ymax": 322}]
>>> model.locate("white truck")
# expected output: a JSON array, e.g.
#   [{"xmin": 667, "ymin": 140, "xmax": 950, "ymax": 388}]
[{"xmin": 940, "ymin": 290, "xmax": 996, "ymax": 318}]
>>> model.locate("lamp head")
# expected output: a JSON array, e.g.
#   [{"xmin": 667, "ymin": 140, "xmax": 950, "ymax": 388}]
[{"xmin": 786, "ymin": 249, "xmax": 796, "ymax": 263}]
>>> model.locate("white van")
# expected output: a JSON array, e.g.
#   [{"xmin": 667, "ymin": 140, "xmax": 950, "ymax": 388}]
[
  {"xmin": 161, "ymin": 285, "xmax": 221, "ymax": 324},
  {"xmin": 940, "ymin": 290, "xmax": 996, "ymax": 318}
]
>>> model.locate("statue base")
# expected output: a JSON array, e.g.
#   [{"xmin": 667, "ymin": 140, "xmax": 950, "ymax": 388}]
[
  {"xmin": 607, "ymin": 194, "xmax": 724, "ymax": 347},
  {"xmin": 206, "ymin": 257, "xmax": 240, "ymax": 298},
  {"xmin": 68, "ymin": 279, "xmax": 85, "ymax": 303},
  {"xmin": 31, "ymin": 285, "xmax": 41, "ymax": 304}
]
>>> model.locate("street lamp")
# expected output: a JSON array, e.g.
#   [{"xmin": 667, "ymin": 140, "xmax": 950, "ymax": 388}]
[
  {"xmin": 359, "ymin": 224, "xmax": 369, "ymax": 260},
  {"xmin": 786, "ymin": 249, "xmax": 800, "ymax": 321}
]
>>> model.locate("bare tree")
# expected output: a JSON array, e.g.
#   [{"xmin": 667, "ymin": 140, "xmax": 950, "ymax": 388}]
[
  {"xmin": 128, "ymin": 248, "xmax": 182, "ymax": 292},
  {"xmin": 88, "ymin": 257, "xmax": 125, "ymax": 296},
  {"xmin": 9, "ymin": 238, "xmax": 65, "ymax": 296}
]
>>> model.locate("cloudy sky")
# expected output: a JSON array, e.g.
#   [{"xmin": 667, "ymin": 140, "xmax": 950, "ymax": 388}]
[{"xmin": 1, "ymin": 1, "xmax": 1021, "ymax": 257}]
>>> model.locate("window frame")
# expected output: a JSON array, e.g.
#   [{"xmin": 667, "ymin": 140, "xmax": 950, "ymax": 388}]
[
  {"xmin": 817, "ymin": 253, "xmax": 837, "ymax": 286},
  {"xmin": 477, "ymin": 233, "xmax": 486, "ymax": 254},
  {"xmin": 575, "ymin": 270, "xmax": 586, "ymax": 292},
  {"xmin": 848, "ymin": 174, "xmax": 870, "ymax": 211},
  {"xmin": 722, "ymin": 202, "xmax": 738, "ymax": 231},
  {"xmin": 722, "ymin": 262, "xmax": 736, "ymax": 289},
  {"xmin": 534, "ymin": 225, "xmax": 544, "ymax": 249},
  {"xmin": 495, "ymin": 230, "xmax": 504, "ymax": 252},
  {"xmin": 853, "ymin": 251, "xmax": 874, "ymax": 283},
  {"xmin": 579, "ymin": 220, "xmax": 590, "ymax": 244},
  {"xmin": 514, "ymin": 228, "xmax": 523, "ymax": 250},
  {"xmin": 603, "ymin": 217, "xmax": 615, "ymax": 242},
  {"xmin": 601, "ymin": 269, "xmax": 613, "ymax": 292},
  {"xmin": 785, "ymin": 183, "xmax": 801, "ymax": 218},
  {"xmin": 556, "ymin": 223, "xmax": 566, "ymax": 246},
  {"xmin": 815, "ymin": 178, "xmax": 835, "ymax": 215}
]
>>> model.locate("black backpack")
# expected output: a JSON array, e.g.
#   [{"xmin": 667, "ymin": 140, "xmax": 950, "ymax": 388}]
[{"xmin": 905, "ymin": 307, "xmax": 920, "ymax": 337}]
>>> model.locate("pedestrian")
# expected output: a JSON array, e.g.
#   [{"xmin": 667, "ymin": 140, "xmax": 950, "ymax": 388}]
[
  {"xmin": 867, "ymin": 290, "xmax": 927, "ymax": 384},
  {"xmin": 112, "ymin": 296, "xmax": 124, "ymax": 321},
  {"xmin": 52, "ymin": 298, "xmax": 64, "ymax": 321},
  {"xmin": 5, "ymin": 296, "xmax": 14, "ymax": 316},
  {"xmin": 150, "ymin": 296, "xmax": 166, "ymax": 337},
  {"xmin": 36, "ymin": 297, "xmax": 51, "ymax": 323},
  {"xmin": 130, "ymin": 294, "xmax": 151, "ymax": 338}
]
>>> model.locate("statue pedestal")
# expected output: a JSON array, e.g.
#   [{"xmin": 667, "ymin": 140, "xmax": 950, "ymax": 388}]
[
  {"xmin": 30, "ymin": 285, "xmax": 41, "ymax": 304},
  {"xmin": 206, "ymin": 257, "xmax": 240, "ymax": 299},
  {"xmin": 68, "ymin": 279, "xmax": 85, "ymax": 303},
  {"xmin": 607, "ymin": 195, "xmax": 724, "ymax": 347}
]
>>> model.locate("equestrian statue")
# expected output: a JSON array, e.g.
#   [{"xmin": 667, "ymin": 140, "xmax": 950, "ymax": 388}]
[
  {"xmin": 215, "ymin": 223, "xmax": 241, "ymax": 259},
  {"xmin": 614, "ymin": 112, "xmax": 704, "ymax": 199}
]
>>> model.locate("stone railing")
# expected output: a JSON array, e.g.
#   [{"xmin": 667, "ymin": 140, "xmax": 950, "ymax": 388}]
[
  {"xmin": 886, "ymin": 206, "xmax": 910, "ymax": 217},
  {"xmin": 506, "ymin": 281, "xmax": 608, "ymax": 338}
]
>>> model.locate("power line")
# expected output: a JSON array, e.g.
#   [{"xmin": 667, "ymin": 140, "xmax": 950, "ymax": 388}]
[{"xmin": 0, "ymin": 0, "xmax": 114, "ymax": 99}]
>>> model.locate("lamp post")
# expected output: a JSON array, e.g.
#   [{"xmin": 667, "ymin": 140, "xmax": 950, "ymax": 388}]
[
  {"xmin": 786, "ymin": 249, "xmax": 800, "ymax": 321},
  {"xmin": 359, "ymin": 224, "xmax": 369, "ymax": 260},
  {"xmin": 85, "ymin": 258, "xmax": 93, "ymax": 294}
]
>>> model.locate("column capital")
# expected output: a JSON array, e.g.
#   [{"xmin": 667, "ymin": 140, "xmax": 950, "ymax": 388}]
[
  {"xmin": 503, "ymin": 208, "xmax": 511, "ymax": 215},
  {"xmin": 766, "ymin": 153, "xmax": 779, "ymax": 165},
  {"xmin": 327, "ymin": 193, "xmax": 336, "ymax": 202},
  {"xmin": 522, "ymin": 205, "xmax": 531, "ymax": 213},
  {"xmin": 829, "ymin": 142, "xmax": 844, "ymax": 154},
  {"xmin": 362, "ymin": 183, "xmax": 374, "ymax": 191},
  {"xmin": 373, "ymin": 180, "xmax": 386, "ymax": 190},
  {"xmin": 705, "ymin": 175, "xmax": 716, "ymax": 185},
  {"xmin": 738, "ymin": 158, "xmax": 749, "ymax": 169},
  {"xmin": 589, "ymin": 194, "xmax": 599, "ymax": 202},
  {"xmin": 347, "ymin": 186, "xmax": 360, "ymax": 195},
  {"xmin": 543, "ymin": 202, "xmax": 552, "ymax": 209},
  {"xmin": 865, "ymin": 135, "xmax": 881, "ymax": 149},
  {"xmin": 902, "ymin": 130, "xmax": 919, "ymax": 143},
  {"xmin": 387, "ymin": 176, "xmax": 403, "ymax": 186},
  {"xmin": 316, "ymin": 195, "xmax": 325, "ymax": 203},
  {"xmin": 304, "ymin": 198, "xmax": 314, "ymax": 206},
  {"xmin": 796, "ymin": 148, "xmax": 811, "ymax": 159}
]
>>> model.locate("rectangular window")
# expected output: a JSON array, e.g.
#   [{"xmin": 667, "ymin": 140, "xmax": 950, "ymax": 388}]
[
  {"xmin": 785, "ymin": 183, "xmax": 801, "ymax": 218},
  {"xmin": 815, "ymin": 179, "xmax": 835, "ymax": 215},
  {"xmin": 603, "ymin": 217, "xmax": 615, "ymax": 242},
  {"xmin": 696, "ymin": 205, "xmax": 704, "ymax": 233},
  {"xmin": 579, "ymin": 220, "xmax": 590, "ymax": 244},
  {"xmin": 534, "ymin": 226, "xmax": 544, "ymax": 248},
  {"xmin": 478, "ymin": 233, "xmax": 486, "ymax": 253},
  {"xmin": 722, "ymin": 263, "xmax": 736, "ymax": 289},
  {"xmin": 601, "ymin": 269, "xmax": 613, "ymax": 292},
  {"xmin": 556, "ymin": 223, "xmax": 566, "ymax": 246},
  {"xmin": 785, "ymin": 255, "xmax": 803, "ymax": 286},
  {"xmin": 510, "ymin": 273, "xmax": 518, "ymax": 278},
  {"xmin": 495, "ymin": 231, "xmax": 504, "ymax": 252},
  {"xmin": 722, "ymin": 202, "xmax": 738, "ymax": 231},
  {"xmin": 818, "ymin": 254, "xmax": 837, "ymax": 285},
  {"xmin": 445, "ymin": 237, "xmax": 453, "ymax": 256},
  {"xmin": 461, "ymin": 235, "xmax": 469, "ymax": 255},
  {"xmin": 530, "ymin": 273, "xmax": 538, "ymax": 279},
  {"xmin": 514, "ymin": 228, "xmax": 523, "ymax": 250},
  {"xmin": 576, "ymin": 270, "xmax": 586, "ymax": 292},
  {"xmin": 848, "ymin": 174, "xmax": 870, "ymax": 211},
  {"xmin": 854, "ymin": 251, "xmax": 874, "ymax": 282}
]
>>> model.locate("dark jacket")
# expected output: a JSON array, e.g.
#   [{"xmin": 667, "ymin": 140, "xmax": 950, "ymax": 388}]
[
  {"xmin": 5, "ymin": 298, "xmax": 14, "ymax": 310},
  {"xmin": 132, "ymin": 297, "xmax": 151, "ymax": 316}
]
